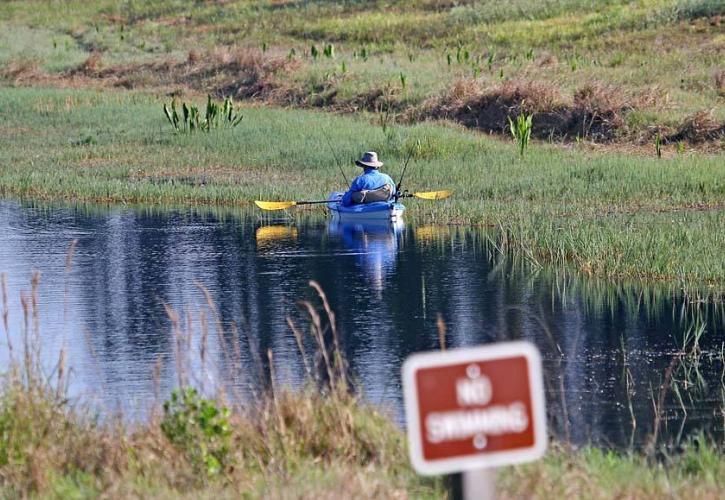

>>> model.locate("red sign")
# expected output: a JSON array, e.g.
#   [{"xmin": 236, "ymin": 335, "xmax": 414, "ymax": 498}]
[{"xmin": 402, "ymin": 342, "xmax": 546, "ymax": 475}]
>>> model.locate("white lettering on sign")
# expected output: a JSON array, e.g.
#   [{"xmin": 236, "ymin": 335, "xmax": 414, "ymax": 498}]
[
  {"xmin": 425, "ymin": 402, "xmax": 529, "ymax": 443},
  {"xmin": 403, "ymin": 342, "xmax": 547, "ymax": 475},
  {"xmin": 456, "ymin": 371, "xmax": 492, "ymax": 406}
]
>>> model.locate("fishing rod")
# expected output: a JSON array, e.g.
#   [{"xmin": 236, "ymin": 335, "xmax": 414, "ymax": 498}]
[
  {"xmin": 395, "ymin": 140, "xmax": 419, "ymax": 201},
  {"xmin": 324, "ymin": 135, "xmax": 350, "ymax": 188}
]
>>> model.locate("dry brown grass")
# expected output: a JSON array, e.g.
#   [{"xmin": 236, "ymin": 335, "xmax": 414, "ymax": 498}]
[
  {"xmin": 0, "ymin": 362, "xmax": 419, "ymax": 497},
  {"xmin": 187, "ymin": 49, "xmax": 202, "ymax": 65},
  {"xmin": 59, "ymin": 46, "xmax": 300, "ymax": 101},
  {"xmin": 79, "ymin": 52, "xmax": 103, "ymax": 75},
  {"xmin": 668, "ymin": 109, "xmax": 725, "ymax": 144},
  {"xmin": 1, "ymin": 275, "xmax": 724, "ymax": 497},
  {"xmin": 714, "ymin": 69, "xmax": 725, "ymax": 97},
  {"xmin": 412, "ymin": 79, "xmax": 681, "ymax": 143},
  {"xmin": 571, "ymin": 82, "xmax": 635, "ymax": 140},
  {"xmin": 0, "ymin": 40, "xmax": 720, "ymax": 151},
  {"xmin": 412, "ymin": 78, "xmax": 567, "ymax": 135},
  {"xmin": 0, "ymin": 277, "xmax": 429, "ymax": 497},
  {"xmin": 0, "ymin": 60, "xmax": 42, "ymax": 86}
]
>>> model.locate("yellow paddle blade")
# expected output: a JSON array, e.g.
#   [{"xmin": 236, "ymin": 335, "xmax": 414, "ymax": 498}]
[
  {"xmin": 254, "ymin": 200, "xmax": 297, "ymax": 211},
  {"xmin": 256, "ymin": 225, "xmax": 298, "ymax": 242},
  {"xmin": 415, "ymin": 225, "xmax": 448, "ymax": 242},
  {"xmin": 413, "ymin": 190, "xmax": 452, "ymax": 200}
]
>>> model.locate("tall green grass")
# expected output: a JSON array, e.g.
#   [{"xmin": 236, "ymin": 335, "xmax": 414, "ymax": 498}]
[{"xmin": 0, "ymin": 87, "xmax": 722, "ymax": 290}]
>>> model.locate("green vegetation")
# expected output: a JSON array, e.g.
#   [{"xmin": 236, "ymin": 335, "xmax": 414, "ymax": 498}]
[
  {"xmin": 0, "ymin": 2, "xmax": 722, "ymax": 495},
  {"xmin": 0, "ymin": 1, "xmax": 722, "ymax": 146},
  {"xmin": 3, "ymin": 376, "xmax": 724, "ymax": 498},
  {"xmin": 508, "ymin": 107, "xmax": 533, "ymax": 156},
  {"xmin": 0, "ymin": 276, "xmax": 438, "ymax": 497},
  {"xmin": 0, "ymin": 278, "xmax": 723, "ymax": 498},
  {"xmin": 500, "ymin": 440, "xmax": 725, "ymax": 498},
  {"xmin": 0, "ymin": 87, "xmax": 722, "ymax": 293},
  {"xmin": 161, "ymin": 387, "xmax": 233, "ymax": 477},
  {"xmin": 163, "ymin": 95, "xmax": 244, "ymax": 133},
  {"xmin": 0, "ymin": 375, "xmax": 435, "ymax": 497},
  {"xmin": 0, "ymin": 2, "xmax": 722, "ymax": 292}
]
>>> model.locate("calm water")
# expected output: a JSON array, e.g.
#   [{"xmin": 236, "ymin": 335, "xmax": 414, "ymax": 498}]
[{"xmin": 0, "ymin": 199, "xmax": 723, "ymax": 449}]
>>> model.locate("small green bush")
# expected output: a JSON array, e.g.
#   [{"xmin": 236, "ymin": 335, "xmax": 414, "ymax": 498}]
[
  {"xmin": 508, "ymin": 108, "xmax": 533, "ymax": 157},
  {"xmin": 161, "ymin": 387, "xmax": 232, "ymax": 477},
  {"xmin": 163, "ymin": 95, "xmax": 243, "ymax": 133}
]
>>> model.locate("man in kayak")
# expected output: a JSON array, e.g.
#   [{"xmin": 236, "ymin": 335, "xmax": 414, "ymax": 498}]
[{"xmin": 341, "ymin": 151, "xmax": 396, "ymax": 206}]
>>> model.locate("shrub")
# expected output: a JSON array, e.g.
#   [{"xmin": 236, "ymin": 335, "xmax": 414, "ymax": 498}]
[
  {"xmin": 508, "ymin": 107, "xmax": 533, "ymax": 157},
  {"xmin": 160, "ymin": 387, "xmax": 232, "ymax": 477},
  {"xmin": 163, "ymin": 95, "xmax": 243, "ymax": 133}
]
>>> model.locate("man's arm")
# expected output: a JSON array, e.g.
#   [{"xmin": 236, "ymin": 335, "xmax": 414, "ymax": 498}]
[
  {"xmin": 341, "ymin": 176, "xmax": 363, "ymax": 206},
  {"xmin": 384, "ymin": 173, "xmax": 397, "ymax": 196}
]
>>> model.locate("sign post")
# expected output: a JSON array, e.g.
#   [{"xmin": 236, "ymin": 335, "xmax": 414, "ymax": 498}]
[{"xmin": 402, "ymin": 341, "xmax": 546, "ymax": 499}]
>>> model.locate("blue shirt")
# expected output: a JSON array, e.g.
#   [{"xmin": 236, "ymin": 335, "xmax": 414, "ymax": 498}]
[{"xmin": 341, "ymin": 168, "xmax": 396, "ymax": 206}]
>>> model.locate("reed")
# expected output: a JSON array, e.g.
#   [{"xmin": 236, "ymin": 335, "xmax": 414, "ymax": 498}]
[
  {"xmin": 0, "ymin": 274, "xmax": 723, "ymax": 496},
  {"xmin": 0, "ymin": 274, "xmax": 439, "ymax": 496},
  {"xmin": 508, "ymin": 107, "xmax": 533, "ymax": 157}
]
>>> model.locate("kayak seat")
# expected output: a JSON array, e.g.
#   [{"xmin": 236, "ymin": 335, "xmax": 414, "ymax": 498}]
[
  {"xmin": 350, "ymin": 185, "xmax": 393, "ymax": 204},
  {"xmin": 327, "ymin": 190, "xmax": 405, "ymax": 220}
]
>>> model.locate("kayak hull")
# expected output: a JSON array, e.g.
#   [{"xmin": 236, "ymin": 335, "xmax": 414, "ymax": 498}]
[{"xmin": 327, "ymin": 192, "xmax": 405, "ymax": 221}]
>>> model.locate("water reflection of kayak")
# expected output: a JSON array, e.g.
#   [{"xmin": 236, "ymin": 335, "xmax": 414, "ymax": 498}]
[
  {"xmin": 327, "ymin": 191, "xmax": 405, "ymax": 222},
  {"xmin": 328, "ymin": 218, "xmax": 404, "ymax": 293}
]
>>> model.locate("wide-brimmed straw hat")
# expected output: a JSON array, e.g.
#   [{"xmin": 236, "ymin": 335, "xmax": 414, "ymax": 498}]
[{"xmin": 355, "ymin": 151, "xmax": 384, "ymax": 169}]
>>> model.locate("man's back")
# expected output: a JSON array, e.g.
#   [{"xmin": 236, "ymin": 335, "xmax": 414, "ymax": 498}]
[{"xmin": 342, "ymin": 168, "xmax": 396, "ymax": 206}]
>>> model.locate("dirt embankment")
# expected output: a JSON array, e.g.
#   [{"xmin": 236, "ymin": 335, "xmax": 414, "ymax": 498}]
[
  {"xmin": 412, "ymin": 79, "xmax": 725, "ymax": 146},
  {"xmin": 3, "ymin": 48, "xmax": 724, "ymax": 149}
]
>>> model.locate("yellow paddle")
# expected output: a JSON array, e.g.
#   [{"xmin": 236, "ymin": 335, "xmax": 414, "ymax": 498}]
[
  {"xmin": 404, "ymin": 190, "xmax": 453, "ymax": 200},
  {"xmin": 254, "ymin": 190, "xmax": 452, "ymax": 211},
  {"xmin": 254, "ymin": 199, "xmax": 333, "ymax": 211}
]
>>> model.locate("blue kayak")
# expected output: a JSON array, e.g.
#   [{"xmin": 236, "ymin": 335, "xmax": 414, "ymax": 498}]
[{"xmin": 327, "ymin": 191, "xmax": 405, "ymax": 221}]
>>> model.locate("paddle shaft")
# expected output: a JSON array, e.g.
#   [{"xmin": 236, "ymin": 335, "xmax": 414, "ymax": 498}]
[
  {"xmin": 303, "ymin": 193, "xmax": 439, "ymax": 201},
  {"xmin": 296, "ymin": 199, "xmax": 340, "ymax": 205},
  {"xmin": 255, "ymin": 190, "xmax": 449, "ymax": 210}
]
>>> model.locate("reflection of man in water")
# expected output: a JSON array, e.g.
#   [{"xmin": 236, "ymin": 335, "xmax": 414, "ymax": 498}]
[{"xmin": 331, "ymin": 220, "xmax": 402, "ymax": 295}]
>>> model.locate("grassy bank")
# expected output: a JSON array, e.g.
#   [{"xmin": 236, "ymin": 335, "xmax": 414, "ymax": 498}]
[
  {"xmin": 0, "ymin": 87, "xmax": 723, "ymax": 293},
  {"xmin": 2, "ymin": 379, "xmax": 725, "ymax": 498},
  {"xmin": 2, "ymin": 280, "xmax": 724, "ymax": 500},
  {"xmin": 0, "ymin": 1, "xmax": 723, "ymax": 149},
  {"xmin": 1, "ymin": 273, "xmax": 723, "ymax": 498}
]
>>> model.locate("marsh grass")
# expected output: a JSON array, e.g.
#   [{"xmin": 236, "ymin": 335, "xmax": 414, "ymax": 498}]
[
  {"xmin": 0, "ymin": 273, "xmax": 724, "ymax": 497},
  {"xmin": 499, "ymin": 440, "xmax": 725, "ymax": 499},
  {"xmin": 0, "ymin": 273, "xmax": 439, "ymax": 497},
  {"xmin": 0, "ymin": 87, "xmax": 722, "ymax": 292}
]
